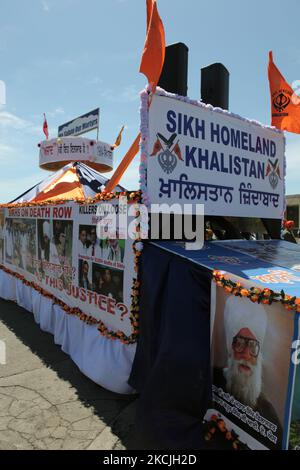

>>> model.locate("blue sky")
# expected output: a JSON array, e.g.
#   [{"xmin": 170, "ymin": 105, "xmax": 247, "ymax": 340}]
[{"xmin": 0, "ymin": 0, "xmax": 300, "ymax": 202}]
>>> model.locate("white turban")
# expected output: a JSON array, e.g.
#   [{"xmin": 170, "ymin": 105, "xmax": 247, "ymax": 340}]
[
  {"xmin": 224, "ymin": 294, "xmax": 268, "ymax": 354},
  {"xmin": 42, "ymin": 221, "xmax": 51, "ymax": 238}
]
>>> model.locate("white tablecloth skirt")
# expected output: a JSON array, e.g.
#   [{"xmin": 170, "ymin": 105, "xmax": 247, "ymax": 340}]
[{"xmin": 0, "ymin": 269, "xmax": 136, "ymax": 394}]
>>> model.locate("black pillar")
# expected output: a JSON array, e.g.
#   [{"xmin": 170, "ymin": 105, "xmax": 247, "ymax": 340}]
[
  {"xmin": 158, "ymin": 42, "xmax": 188, "ymax": 96},
  {"xmin": 201, "ymin": 63, "xmax": 229, "ymax": 110}
]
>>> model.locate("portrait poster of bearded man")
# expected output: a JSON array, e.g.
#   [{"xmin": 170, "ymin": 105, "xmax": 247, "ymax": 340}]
[{"xmin": 211, "ymin": 294, "xmax": 289, "ymax": 449}]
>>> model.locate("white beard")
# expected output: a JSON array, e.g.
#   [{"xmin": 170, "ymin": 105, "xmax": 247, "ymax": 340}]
[{"xmin": 223, "ymin": 354, "xmax": 263, "ymax": 408}]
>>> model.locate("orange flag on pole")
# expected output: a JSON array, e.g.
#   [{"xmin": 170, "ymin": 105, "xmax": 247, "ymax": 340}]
[
  {"xmin": 105, "ymin": 2, "xmax": 165, "ymax": 194},
  {"xmin": 268, "ymin": 51, "xmax": 300, "ymax": 134},
  {"xmin": 146, "ymin": 0, "xmax": 153, "ymax": 30},
  {"xmin": 139, "ymin": 0, "xmax": 165, "ymax": 91},
  {"xmin": 104, "ymin": 133, "xmax": 140, "ymax": 193}
]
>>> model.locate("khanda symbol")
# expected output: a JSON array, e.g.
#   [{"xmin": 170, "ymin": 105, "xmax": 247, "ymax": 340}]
[
  {"xmin": 273, "ymin": 92, "xmax": 290, "ymax": 112},
  {"xmin": 266, "ymin": 158, "xmax": 281, "ymax": 189},
  {"xmin": 150, "ymin": 132, "xmax": 183, "ymax": 174}
]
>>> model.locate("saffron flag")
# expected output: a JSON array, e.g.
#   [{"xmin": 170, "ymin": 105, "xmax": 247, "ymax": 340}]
[
  {"xmin": 43, "ymin": 113, "xmax": 49, "ymax": 140},
  {"xmin": 112, "ymin": 125, "xmax": 125, "ymax": 149},
  {"xmin": 139, "ymin": 0, "xmax": 165, "ymax": 91},
  {"xmin": 104, "ymin": 133, "xmax": 140, "ymax": 193},
  {"xmin": 146, "ymin": 0, "xmax": 153, "ymax": 31},
  {"xmin": 268, "ymin": 51, "xmax": 300, "ymax": 133}
]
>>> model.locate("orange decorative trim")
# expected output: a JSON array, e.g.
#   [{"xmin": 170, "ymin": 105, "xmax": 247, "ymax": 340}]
[
  {"xmin": 0, "ymin": 190, "xmax": 142, "ymax": 209},
  {"xmin": 212, "ymin": 270, "xmax": 300, "ymax": 312}
]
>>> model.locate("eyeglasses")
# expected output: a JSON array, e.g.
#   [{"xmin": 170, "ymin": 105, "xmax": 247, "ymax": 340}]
[{"xmin": 232, "ymin": 335, "xmax": 260, "ymax": 358}]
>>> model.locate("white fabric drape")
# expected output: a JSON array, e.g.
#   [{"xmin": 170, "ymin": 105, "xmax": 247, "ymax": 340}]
[{"xmin": 0, "ymin": 270, "xmax": 136, "ymax": 394}]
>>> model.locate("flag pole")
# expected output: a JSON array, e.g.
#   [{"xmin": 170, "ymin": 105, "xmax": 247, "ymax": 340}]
[{"xmin": 104, "ymin": 133, "xmax": 140, "ymax": 193}]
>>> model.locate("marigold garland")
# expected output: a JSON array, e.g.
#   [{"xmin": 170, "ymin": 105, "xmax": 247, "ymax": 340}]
[
  {"xmin": 212, "ymin": 270, "xmax": 300, "ymax": 313},
  {"xmin": 0, "ymin": 190, "xmax": 142, "ymax": 209}
]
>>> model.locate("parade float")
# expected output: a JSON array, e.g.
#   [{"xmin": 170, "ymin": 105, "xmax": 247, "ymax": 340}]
[
  {"xmin": 1, "ymin": 0, "xmax": 300, "ymax": 452},
  {"xmin": 0, "ymin": 132, "xmax": 140, "ymax": 394},
  {"xmin": 128, "ymin": 88, "xmax": 300, "ymax": 451}
]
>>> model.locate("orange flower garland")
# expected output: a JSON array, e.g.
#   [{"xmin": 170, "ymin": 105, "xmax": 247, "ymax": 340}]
[
  {"xmin": 213, "ymin": 270, "xmax": 300, "ymax": 313},
  {"xmin": 0, "ymin": 190, "xmax": 142, "ymax": 209}
]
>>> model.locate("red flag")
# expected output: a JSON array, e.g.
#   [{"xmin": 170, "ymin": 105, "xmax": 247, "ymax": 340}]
[
  {"xmin": 150, "ymin": 137, "xmax": 163, "ymax": 156},
  {"xmin": 268, "ymin": 51, "xmax": 300, "ymax": 133},
  {"xmin": 43, "ymin": 113, "xmax": 49, "ymax": 139},
  {"xmin": 173, "ymin": 142, "xmax": 183, "ymax": 161},
  {"xmin": 139, "ymin": 0, "xmax": 165, "ymax": 91}
]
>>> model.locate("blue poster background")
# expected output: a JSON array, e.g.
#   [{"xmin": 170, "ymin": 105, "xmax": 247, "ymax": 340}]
[{"xmin": 152, "ymin": 240, "xmax": 300, "ymax": 297}]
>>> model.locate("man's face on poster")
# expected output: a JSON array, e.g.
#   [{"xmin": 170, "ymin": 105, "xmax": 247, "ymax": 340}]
[
  {"xmin": 80, "ymin": 230, "xmax": 87, "ymax": 244},
  {"xmin": 58, "ymin": 232, "xmax": 66, "ymax": 247},
  {"xmin": 226, "ymin": 326, "xmax": 262, "ymax": 407},
  {"xmin": 232, "ymin": 328, "xmax": 259, "ymax": 376},
  {"xmin": 90, "ymin": 229, "xmax": 96, "ymax": 243},
  {"xmin": 83, "ymin": 262, "xmax": 89, "ymax": 277},
  {"xmin": 103, "ymin": 269, "xmax": 111, "ymax": 283}
]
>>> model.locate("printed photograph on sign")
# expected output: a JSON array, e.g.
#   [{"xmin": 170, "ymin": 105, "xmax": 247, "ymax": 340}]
[
  {"xmin": 76, "ymin": 199, "xmax": 136, "ymax": 336},
  {"xmin": 287, "ymin": 315, "xmax": 300, "ymax": 450},
  {"xmin": 99, "ymin": 235, "xmax": 125, "ymax": 264},
  {"xmin": 78, "ymin": 259, "xmax": 93, "ymax": 291},
  {"xmin": 209, "ymin": 287, "xmax": 294, "ymax": 449},
  {"xmin": 37, "ymin": 218, "xmax": 73, "ymax": 287},
  {"xmin": 78, "ymin": 224, "xmax": 125, "ymax": 263},
  {"xmin": 92, "ymin": 263, "xmax": 123, "ymax": 303},
  {"xmin": 1, "ymin": 201, "xmax": 137, "ymax": 339},
  {"xmin": 5, "ymin": 218, "xmax": 36, "ymax": 273},
  {"xmin": 288, "ymin": 367, "xmax": 300, "ymax": 449},
  {"xmin": 0, "ymin": 209, "xmax": 5, "ymax": 264}
]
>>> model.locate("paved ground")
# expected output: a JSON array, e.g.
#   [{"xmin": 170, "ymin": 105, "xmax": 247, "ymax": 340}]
[{"xmin": 0, "ymin": 298, "xmax": 137, "ymax": 450}]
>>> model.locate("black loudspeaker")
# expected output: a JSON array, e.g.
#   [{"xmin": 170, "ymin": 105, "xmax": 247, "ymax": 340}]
[
  {"xmin": 158, "ymin": 42, "xmax": 188, "ymax": 96},
  {"xmin": 201, "ymin": 63, "xmax": 229, "ymax": 110}
]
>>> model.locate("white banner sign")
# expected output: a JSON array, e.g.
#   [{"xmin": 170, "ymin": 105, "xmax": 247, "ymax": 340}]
[
  {"xmin": 146, "ymin": 94, "xmax": 285, "ymax": 218},
  {"xmin": 3, "ymin": 200, "xmax": 136, "ymax": 337},
  {"xmin": 58, "ymin": 108, "xmax": 99, "ymax": 137},
  {"xmin": 39, "ymin": 137, "xmax": 113, "ymax": 172}
]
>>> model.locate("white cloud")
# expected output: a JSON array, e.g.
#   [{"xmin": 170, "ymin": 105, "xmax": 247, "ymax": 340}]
[
  {"xmin": 87, "ymin": 77, "xmax": 103, "ymax": 86},
  {"xmin": 118, "ymin": 159, "xmax": 140, "ymax": 190},
  {"xmin": 47, "ymin": 107, "xmax": 65, "ymax": 117},
  {"xmin": 0, "ymin": 143, "xmax": 15, "ymax": 159},
  {"xmin": 28, "ymin": 125, "xmax": 57, "ymax": 137},
  {"xmin": 0, "ymin": 110, "xmax": 57, "ymax": 138},
  {"xmin": 0, "ymin": 173, "xmax": 44, "ymax": 203},
  {"xmin": 100, "ymin": 84, "xmax": 139, "ymax": 103},
  {"xmin": 0, "ymin": 111, "xmax": 31, "ymax": 130},
  {"xmin": 41, "ymin": 1, "xmax": 50, "ymax": 12}
]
